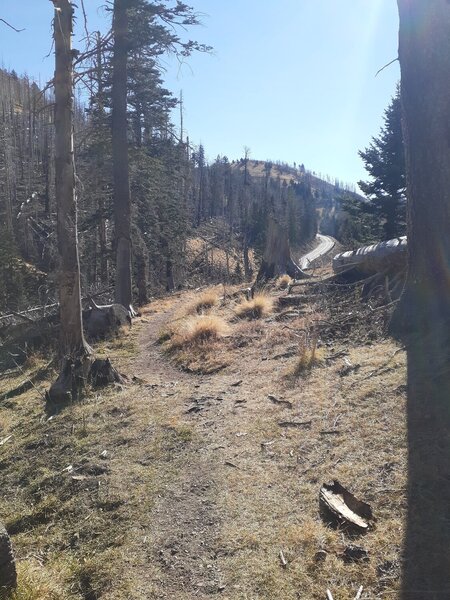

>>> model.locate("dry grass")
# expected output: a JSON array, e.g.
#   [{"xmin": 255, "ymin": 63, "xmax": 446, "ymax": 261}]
[
  {"xmin": 187, "ymin": 290, "xmax": 219, "ymax": 314},
  {"xmin": 169, "ymin": 315, "xmax": 230, "ymax": 348},
  {"xmin": 288, "ymin": 340, "xmax": 325, "ymax": 376},
  {"xmin": 276, "ymin": 274, "xmax": 292, "ymax": 290},
  {"xmin": 162, "ymin": 314, "xmax": 232, "ymax": 374},
  {"xmin": 0, "ymin": 285, "xmax": 409, "ymax": 600},
  {"xmin": 235, "ymin": 294, "xmax": 274, "ymax": 320}
]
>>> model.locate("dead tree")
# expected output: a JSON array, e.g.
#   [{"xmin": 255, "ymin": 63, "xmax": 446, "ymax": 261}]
[
  {"xmin": 256, "ymin": 217, "xmax": 309, "ymax": 282},
  {"xmin": 333, "ymin": 237, "xmax": 407, "ymax": 275},
  {"xmin": 47, "ymin": 0, "xmax": 122, "ymax": 406},
  {"xmin": 112, "ymin": 0, "xmax": 134, "ymax": 312}
]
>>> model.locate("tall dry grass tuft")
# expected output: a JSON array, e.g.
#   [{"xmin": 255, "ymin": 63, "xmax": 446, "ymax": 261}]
[
  {"xmin": 289, "ymin": 337, "xmax": 325, "ymax": 376},
  {"xmin": 276, "ymin": 274, "xmax": 292, "ymax": 290},
  {"xmin": 187, "ymin": 290, "xmax": 219, "ymax": 314},
  {"xmin": 170, "ymin": 315, "xmax": 230, "ymax": 348},
  {"xmin": 235, "ymin": 294, "xmax": 274, "ymax": 320}
]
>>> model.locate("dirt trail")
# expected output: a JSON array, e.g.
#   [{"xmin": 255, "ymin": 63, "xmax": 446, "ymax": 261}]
[
  {"xmin": 100, "ymin": 291, "xmax": 407, "ymax": 600},
  {"xmin": 106, "ymin": 298, "xmax": 239, "ymax": 599}
]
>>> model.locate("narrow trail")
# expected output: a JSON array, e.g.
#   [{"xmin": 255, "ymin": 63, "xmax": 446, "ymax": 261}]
[
  {"xmin": 106, "ymin": 296, "xmax": 251, "ymax": 599},
  {"xmin": 99, "ymin": 290, "xmax": 407, "ymax": 600}
]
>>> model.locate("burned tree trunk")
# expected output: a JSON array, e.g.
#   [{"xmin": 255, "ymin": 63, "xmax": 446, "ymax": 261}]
[
  {"xmin": 84, "ymin": 297, "xmax": 131, "ymax": 339},
  {"xmin": 48, "ymin": 0, "xmax": 92, "ymax": 406},
  {"xmin": 112, "ymin": 0, "xmax": 133, "ymax": 311},
  {"xmin": 256, "ymin": 217, "xmax": 309, "ymax": 282}
]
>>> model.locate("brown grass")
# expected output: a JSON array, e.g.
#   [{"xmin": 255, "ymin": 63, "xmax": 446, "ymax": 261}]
[
  {"xmin": 187, "ymin": 290, "xmax": 219, "ymax": 314},
  {"xmin": 289, "ymin": 340, "xmax": 325, "ymax": 376},
  {"xmin": 235, "ymin": 294, "xmax": 274, "ymax": 320},
  {"xmin": 170, "ymin": 315, "xmax": 230, "ymax": 348},
  {"xmin": 276, "ymin": 274, "xmax": 292, "ymax": 290},
  {"xmin": 163, "ymin": 314, "xmax": 232, "ymax": 374}
]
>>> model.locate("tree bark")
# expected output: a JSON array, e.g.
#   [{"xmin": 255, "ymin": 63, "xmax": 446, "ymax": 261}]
[
  {"xmin": 47, "ymin": 1, "xmax": 122, "ymax": 408},
  {"xmin": 112, "ymin": 0, "xmax": 133, "ymax": 310},
  {"xmin": 396, "ymin": 2, "xmax": 450, "ymax": 597},
  {"xmin": 0, "ymin": 523, "xmax": 16, "ymax": 594},
  {"xmin": 52, "ymin": 0, "xmax": 90, "ymax": 360}
]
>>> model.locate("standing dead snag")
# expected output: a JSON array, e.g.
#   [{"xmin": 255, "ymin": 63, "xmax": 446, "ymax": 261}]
[
  {"xmin": 47, "ymin": 0, "xmax": 122, "ymax": 406},
  {"xmin": 256, "ymin": 217, "xmax": 309, "ymax": 283},
  {"xmin": 112, "ymin": 0, "xmax": 134, "ymax": 312}
]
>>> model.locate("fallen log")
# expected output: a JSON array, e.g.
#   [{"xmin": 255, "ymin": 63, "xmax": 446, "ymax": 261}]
[
  {"xmin": 277, "ymin": 295, "xmax": 315, "ymax": 308},
  {"xmin": 83, "ymin": 297, "xmax": 132, "ymax": 339},
  {"xmin": 333, "ymin": 236, "xmax": 407, "ymax": 275}
]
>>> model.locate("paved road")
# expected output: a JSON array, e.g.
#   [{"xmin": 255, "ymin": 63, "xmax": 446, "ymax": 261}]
[{"xmin": 299, "ymin": 234, "xmax": 335, "ymax": 270}]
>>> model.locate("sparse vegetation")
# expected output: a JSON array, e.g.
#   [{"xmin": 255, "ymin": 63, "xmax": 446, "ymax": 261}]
[
  {"xmin": 0, "ymin": 283, "xmax": 409, "ymax": 599},
  {"xmin": 289, "ymin": 340, "xmax": 325, "ymax": 376},
  {"xmin": 235, "ymin": 294, "xmax": 274, "ymax": 319}
]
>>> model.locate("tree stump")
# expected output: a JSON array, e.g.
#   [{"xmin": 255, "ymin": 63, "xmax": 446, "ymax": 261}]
[
  {"xmin": 256, "ymin": 217, "xmax": 310, "ymax": 282},
  {"xmin": 0, "ymin": 524, "xmax": 16, "ymax": 595},
  {"xmin": 46, "ymin": 355, "xmax": 124, "ymax": 410}
]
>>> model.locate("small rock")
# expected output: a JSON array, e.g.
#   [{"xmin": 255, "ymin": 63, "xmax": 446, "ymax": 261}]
[{"xmin": 314, "ymin": 550, "xmax": 327, "ymax": 563}]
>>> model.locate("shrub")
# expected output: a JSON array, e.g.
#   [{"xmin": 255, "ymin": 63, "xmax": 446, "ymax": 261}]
[
  {"xmin": 188, "ymin": 290, "xmax": 219, "ymax": 314},
  {"xmin": 290, "ymin": 340, "xmax": 325, "ymax": 376},
  {"xmin": 235, "ymin": 294, "xmax": 274, "ymax": 320}
]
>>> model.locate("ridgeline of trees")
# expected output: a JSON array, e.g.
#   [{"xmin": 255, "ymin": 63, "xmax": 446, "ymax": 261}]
[{"xmin": 0, "ymin": 26, "xmax": 322, "ymax": 319}]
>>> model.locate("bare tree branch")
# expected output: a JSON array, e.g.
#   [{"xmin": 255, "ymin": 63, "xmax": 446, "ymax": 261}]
[{"xmin": 0, "ymin": 18, "xmax": 25, "ymax": 32}]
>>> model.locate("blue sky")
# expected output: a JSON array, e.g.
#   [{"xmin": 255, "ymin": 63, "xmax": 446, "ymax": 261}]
[{"xmin": 0, "ymin": 1, "xmax": 399, "ymax": 188}]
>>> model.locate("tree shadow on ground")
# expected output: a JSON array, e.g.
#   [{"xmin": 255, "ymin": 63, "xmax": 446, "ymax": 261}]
[{"xmin": 402, "ymin": 329, "xmax": 450, "ymax": 599}]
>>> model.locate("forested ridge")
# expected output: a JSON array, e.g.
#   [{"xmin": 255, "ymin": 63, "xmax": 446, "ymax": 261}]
[{"xmin": 0, "ymin": 64, "xmax": 351, "ymax": 315}]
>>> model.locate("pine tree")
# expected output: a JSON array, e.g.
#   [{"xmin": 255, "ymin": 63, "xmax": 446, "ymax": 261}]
[{"xmin": 358, "ymin": 87, "xmax": 406, "ymax": 240}]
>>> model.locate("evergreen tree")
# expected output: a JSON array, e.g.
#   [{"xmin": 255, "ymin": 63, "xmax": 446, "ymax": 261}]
[{"xmin": 358, "ymin": 86, "xmax": 406, "ymax": 240}]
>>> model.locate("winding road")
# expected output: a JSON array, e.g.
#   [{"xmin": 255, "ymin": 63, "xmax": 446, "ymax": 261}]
[{"xmin": 299, "ymin": 233, "xmax": 335, "ymax": 270}]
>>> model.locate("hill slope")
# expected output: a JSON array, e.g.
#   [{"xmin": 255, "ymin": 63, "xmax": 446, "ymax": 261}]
[{"xmin": 0, "ymin": 273, "xmax": 406, "ymax": 600}]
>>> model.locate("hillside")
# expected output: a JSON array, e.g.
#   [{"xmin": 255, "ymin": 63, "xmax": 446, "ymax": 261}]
[
  {"xmin": 0, "ymin": 267, "xmax": 407, "ymax": 600},
  {"xmin": 241, "ymin": 159, "xmax": 363, "ymax": 207}
]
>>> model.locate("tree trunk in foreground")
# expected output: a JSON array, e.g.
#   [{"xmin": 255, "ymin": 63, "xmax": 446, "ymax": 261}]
[
  {"xmin": 48, "ymin": 0, "xmax": 122, "ymax": 407},
  {"xmin": 51, "ymin": 0, "xmax": 91, "ymax": 361},
  {"xmin": 112, "ymin": 0, "xmax": 133, "ymax": 311},
  {"xmin": 256, "ymin": 217, "xmax": 309, "ymax": 282},
  {"xmin": 396, "ymin": 2, "xmax": 450, "ymax": 597},
  {"xmin": 47, "ymin": 0, "xmax": 92, "ymax": 405}
]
